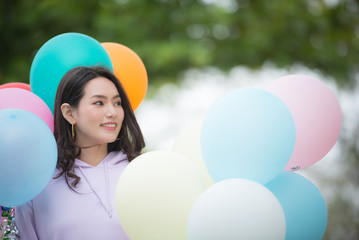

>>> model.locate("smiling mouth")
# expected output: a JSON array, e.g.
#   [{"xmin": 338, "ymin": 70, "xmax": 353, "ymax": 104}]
[{"xmin": 101, "ymin": 123, "xmax": 117, "ymax": 128}]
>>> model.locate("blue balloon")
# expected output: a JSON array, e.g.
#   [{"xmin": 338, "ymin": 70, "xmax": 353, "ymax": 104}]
[
  {"xmin": 0, "ymin": 109, "xmax": 57, "ymax": 207},
  {"xmin": 30, "ymin": 32, "xmax": 113, "ymax": 112},
  {"xmin": 266, "ymin": 171, "xmax": 328, "ymax": 240},
  {"xmin": 200, "ymin": 88, "xmax": 296, "ymax": 184}
]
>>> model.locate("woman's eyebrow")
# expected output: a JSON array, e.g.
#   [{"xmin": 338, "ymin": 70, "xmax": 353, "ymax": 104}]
[{"xmin": 91, "ymin": 94, "xmax": 121, "ymax": 99}]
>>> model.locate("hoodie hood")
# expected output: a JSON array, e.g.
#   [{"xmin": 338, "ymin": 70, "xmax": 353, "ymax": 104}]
[
  {"xmin": 74, "ymin": 151, "xmax": 128, "ymax": 168},
  {"xmin": 74, "ymin": 151, "xmax": 128, "ymax": 218}
]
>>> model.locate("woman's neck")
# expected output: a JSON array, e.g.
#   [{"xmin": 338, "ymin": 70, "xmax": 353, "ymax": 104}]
[{"xmin": 76, "ymin": 143, "xmax": 108, "ymax": 167}]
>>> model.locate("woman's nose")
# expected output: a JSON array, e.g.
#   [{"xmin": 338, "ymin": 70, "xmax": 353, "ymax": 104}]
[{"xmin": 105, "ymin": 104, "xmax": 117, "ymax": 118}]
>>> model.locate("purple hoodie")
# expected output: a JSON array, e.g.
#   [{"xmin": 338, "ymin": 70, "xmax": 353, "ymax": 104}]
[{"xmin": 15, "ymin": 151, "xmax": 130, "ymax": 240}]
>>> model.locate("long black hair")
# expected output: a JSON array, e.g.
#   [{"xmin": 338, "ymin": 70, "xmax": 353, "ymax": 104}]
[{"xmin": 53, "ymin": 66, "xmax": 145, "ymax": 189}]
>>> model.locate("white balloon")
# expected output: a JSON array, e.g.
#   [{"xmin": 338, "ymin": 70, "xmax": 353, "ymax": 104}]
[
  {"xmin": 172, "ymin": 119, "xmax": 214, "ymax": 187},
  {"xmin": 187, "ymin": 178, "xmax": 286, "ymax": 240}
]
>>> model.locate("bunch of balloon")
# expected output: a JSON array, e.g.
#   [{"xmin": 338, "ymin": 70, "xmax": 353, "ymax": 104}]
[
  {"xmin": 0, "ymin": 56, "xmax": 58, "ymax": 239},
  {"xmin": 29, "ymin": 32, "xmax": 147, "ymax": 113},
  {"xmin": 0, "ymin": 88, "xmax": 54, "ymax": 132},
  {"xmin": 0, "ymin": 108, "xmax": 57, "ymax": 239},
  {"xmin": 180, "ymin": 88, "xmax": 295, "ymax": 239},
  {"xmin": 0, "ymin": 87, "xmax": 56, "ymax": 238},
  {"xmin": 177, "ymin": 75, "xmax": 341, "ymax": 239},
  {"xmin": 261, "ymin": 74, "xmax": 342, "ymax": 239}
]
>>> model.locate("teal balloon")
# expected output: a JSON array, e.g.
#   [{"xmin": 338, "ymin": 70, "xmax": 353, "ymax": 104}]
[
  {"xmin": 0, "ymin": 109, "xmax": 57, "ymax": 207},
  {"xmin": 200, "ymin": 88, "xmax": 296, "ymax": 184},
  {"xmin": 266, "ymin": 171, "xmax": 328, "ymax": 240},
  {"xmin": 30, "ymin": 32, "xmax": 113, "ymax": 112}
]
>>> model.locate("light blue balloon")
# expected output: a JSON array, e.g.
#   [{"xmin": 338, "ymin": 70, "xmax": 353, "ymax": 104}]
[
  {"xmin": 30, "ymin": 32, "xmax": 113, "ymax": 113},
  {"xmin": 200, "ymin": 88, "xmax": 296, "ymax": 184},
  {"xmin": 0, "ymin": 109, "xmax": 57, "ymax": 207},
  {"xmin": 266, "ymin": 171, "xmax": 328, "ymax": 240}
]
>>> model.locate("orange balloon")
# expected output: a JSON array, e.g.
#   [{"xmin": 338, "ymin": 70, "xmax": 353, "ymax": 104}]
[{"xmin": 101, "ymin": 42, "xmax": 148, "ymax": 111}]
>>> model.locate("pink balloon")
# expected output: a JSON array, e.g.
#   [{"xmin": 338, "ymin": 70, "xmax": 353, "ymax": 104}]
[
  {"xmin": 266, "ymin": 75, "xmax": 342, "ymax": 171},
  {"xmin": 0, "ymin": 88, "xmax": 54, "ymax": 133}
]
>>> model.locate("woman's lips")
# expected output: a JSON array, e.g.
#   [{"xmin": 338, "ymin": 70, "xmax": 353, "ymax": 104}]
[{"xmin": 100, "ymin": 122, "xmax": 117, "ymax": 130}]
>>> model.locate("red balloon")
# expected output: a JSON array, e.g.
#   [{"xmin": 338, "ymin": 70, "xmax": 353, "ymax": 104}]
[{"xmin": 0, "ymin": 82, "xmax": 31, "ymax": 91}]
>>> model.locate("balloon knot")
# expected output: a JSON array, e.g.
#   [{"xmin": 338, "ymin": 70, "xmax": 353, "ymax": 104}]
[{"xmin": 290, "ymin": 166, "xmax": 300, "ymax": 171}]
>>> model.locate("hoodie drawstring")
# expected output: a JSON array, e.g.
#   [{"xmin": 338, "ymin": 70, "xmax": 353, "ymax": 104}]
[
  {"xmin": 78, "ymin": 165, "xmax": 112, "ymax": 218},
  {"xmin": 104, "ymin": 160, "xmax": 113, "ymax": 217}
]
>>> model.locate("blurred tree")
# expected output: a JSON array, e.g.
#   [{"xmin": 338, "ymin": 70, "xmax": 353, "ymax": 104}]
[{"xmin": 0, "ymin": 0, "xmax": 358, "ymax": 86}]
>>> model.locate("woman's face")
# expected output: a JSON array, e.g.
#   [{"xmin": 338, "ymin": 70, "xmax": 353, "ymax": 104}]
[{"xmin": 71, "ymin": 77, "xmax": 124, "ymax": 147}]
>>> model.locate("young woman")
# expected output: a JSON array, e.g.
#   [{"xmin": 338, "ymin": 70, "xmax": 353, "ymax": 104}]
[{"xmin": 15, "ymin": 66, "xmax": 145, "ymax": 239}]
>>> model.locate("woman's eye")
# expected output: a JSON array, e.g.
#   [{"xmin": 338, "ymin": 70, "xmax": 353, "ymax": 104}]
[
  {"xmin": 94, "ymin": 101, "xmax": 103, "ymax": 106},
  {"xmin": 114, "ymin": 101, "xmax": 122, "ymax": 106}
]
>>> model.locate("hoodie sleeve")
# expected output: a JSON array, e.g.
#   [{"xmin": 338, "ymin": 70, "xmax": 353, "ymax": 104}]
[{"xmin": 15, "ymin": 201, "xmax": 39, "ymax": 240}]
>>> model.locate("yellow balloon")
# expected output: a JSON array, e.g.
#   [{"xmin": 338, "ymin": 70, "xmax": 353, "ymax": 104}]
[
  {"xmin": 172, "ymin": 119, "xmax": 215, "ymax": 187},
  {"xmin": 116, "ymin": 151, "xmax": 206, "ymax": 240}
]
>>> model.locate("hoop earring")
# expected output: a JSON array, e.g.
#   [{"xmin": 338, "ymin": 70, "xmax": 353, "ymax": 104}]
[{"xmin": 72, "ymin": 123, "xmax": 76, "ymax": 141}]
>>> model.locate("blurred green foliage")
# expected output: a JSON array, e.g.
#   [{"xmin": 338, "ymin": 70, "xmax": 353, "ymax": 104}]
[{"xmin": 0, "ymin": 0, "xmax": 358, "ymax": 87}]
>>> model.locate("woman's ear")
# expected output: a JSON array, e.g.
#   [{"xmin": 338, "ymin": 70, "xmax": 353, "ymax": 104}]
[{"xmin": 61, "ymin": 103, "xmax": 76, "ymax": 124}]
